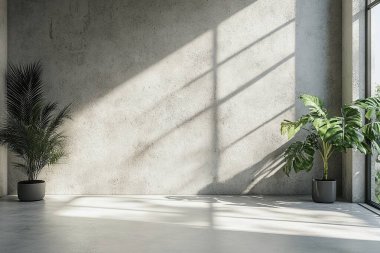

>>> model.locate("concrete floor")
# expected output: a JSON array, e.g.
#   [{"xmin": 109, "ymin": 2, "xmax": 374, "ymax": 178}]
[{"xmin": 0, "ymin": 195, "xmax": 380, "ymax": 253}]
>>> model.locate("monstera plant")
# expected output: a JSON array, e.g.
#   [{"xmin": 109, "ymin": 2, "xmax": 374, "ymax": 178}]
[
  {"xmin": 281, "ymin": 94, "xmax": 380, "ymax": 203},
  {"xmin": 0, "ymin": 62, "xmax": 71, "ymax": 201}
]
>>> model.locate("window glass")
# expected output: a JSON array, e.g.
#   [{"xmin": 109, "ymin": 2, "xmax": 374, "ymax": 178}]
[{"xmin": 369, "ymin": 3, "xmax": 380, "ymax": 204}]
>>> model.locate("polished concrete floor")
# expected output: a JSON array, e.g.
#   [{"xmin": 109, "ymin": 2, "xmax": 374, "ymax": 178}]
[{"xmin": 0, "ymin": 195, "xmax": 380, "ymax": 253}]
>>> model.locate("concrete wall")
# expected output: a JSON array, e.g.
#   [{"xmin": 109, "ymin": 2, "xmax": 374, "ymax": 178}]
[
  {"xmin": 7, "ymin": 0, "xmax": 342, "ymax": 194},
  {"xmin": 0, "ymin": 0, "xmax": 6, "ymax": 196},
  {"xmin": 342, "ymin": 0, "xmax": 366, "ymax": 202}
]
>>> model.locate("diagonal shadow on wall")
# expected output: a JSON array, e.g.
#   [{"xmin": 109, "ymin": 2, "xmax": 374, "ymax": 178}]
[{"xmin": 7, "ymin": 0, "xmax": 343, "ymax": 194}]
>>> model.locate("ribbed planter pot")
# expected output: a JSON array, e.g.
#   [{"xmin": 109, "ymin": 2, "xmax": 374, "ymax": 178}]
[
  {"xmin": 312, "ymin": 179, "xmax": 336, "ymax": 203},
  {"xmin": 17, "ymin": 180, "xmax": 46, "ymax": 202}
]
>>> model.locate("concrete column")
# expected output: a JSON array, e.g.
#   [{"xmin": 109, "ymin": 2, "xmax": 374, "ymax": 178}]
[
  {"xmin": 0, "ymin": 0, "xmax": 6, "ymax": 196},
  {"xmin": 342, "ymin": 0, "xmax": 366, "ymax": 202}
]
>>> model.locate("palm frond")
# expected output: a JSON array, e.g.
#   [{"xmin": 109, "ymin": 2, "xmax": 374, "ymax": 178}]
[
  {"xmin": 39, "ymin": 102, "xmax": 58, "ymax": 129},
  {"xmin": 47, "ymin": 104, "xmax": 71, "ymax": 134},
  {"xmin": 0, "ymin": 62, "xmax": 71, "ymax": 180},
  {"xmin": 6, "ymin": 62, "xmax": 44, "ymax": 124}
]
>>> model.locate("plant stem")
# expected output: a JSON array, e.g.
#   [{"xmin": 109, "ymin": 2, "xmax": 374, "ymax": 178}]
[
  {"xmin": 323, "ymin": 157, "xmax": 328, "ymax": 180},
  {"xmin": 321, "ymin": 141, "xmax": 332, "ymax": 180}
]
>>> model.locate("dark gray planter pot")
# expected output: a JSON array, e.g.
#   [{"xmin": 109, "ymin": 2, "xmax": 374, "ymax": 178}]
[
  {"xmin": 312, "ymin": 179, "xmax": 336, "ymax": 203},
  {"xmin": 17, "ymin": 180, "xmax": 46, "ymax": 202}
]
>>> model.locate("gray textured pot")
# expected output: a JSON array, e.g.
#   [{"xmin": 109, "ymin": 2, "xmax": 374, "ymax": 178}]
[
  {"xmin": 312, "ymin": 179, "xmax": 336, "ymax": 203},
  {"xmin": 17, "ymin": 180, "xmax": 46, "ymax": 202}
]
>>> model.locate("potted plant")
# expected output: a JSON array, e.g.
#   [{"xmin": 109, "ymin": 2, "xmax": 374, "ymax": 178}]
[
  {"xmin": 0, "ymin": 62, "xmax": 71, "ymax": 201},
  {"xmin": 280, "ymin": 94, "xmax": 380, "ymax": 203}
]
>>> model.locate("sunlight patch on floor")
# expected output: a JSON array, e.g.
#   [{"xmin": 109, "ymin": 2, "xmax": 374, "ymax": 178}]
[{"xmin": 54, "ymin": 196, "xmax": 380, "ymax": 241}]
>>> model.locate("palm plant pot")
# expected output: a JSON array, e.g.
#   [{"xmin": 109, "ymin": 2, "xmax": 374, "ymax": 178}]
[
  {"xmin": 17, "ymin": 180, "xmax": 46, "ymax": 202},
  {"xmin": 312, "ymin": 179, "xmax": 336, "ymax": 203}
]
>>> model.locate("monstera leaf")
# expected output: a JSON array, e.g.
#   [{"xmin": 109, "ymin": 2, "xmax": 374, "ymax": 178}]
[
  {"xmin": 340, "ymin": 105, "xmax": 366, "ymax": 152},
  {"xmin": 308, "ymin": 105, "xmax": 365, "ymax": 152},
  {"xmin": 311, "ymin": 117, "xmax": 332, "ymax": 141},
  {"xmin": 362, "ymin": 122, "xmax": 380, "ymax": 153},
  {"xmin": 282, "ymin": 134, "xmax": 318, "ymax": 176},
  {"xmin": 300, "ymin": 94, "xmax": 327, "ymax": 118},
  {"xmin": 355, "ymin": 97, "xmax": 380, "ymax": 121},
  {"xmin": 355, "ymin": 97, "xmax": 380, "ymax": 153},
  {"xmin": 280, "ymin": 94, "xmax": 377, "ymax": 179},
  {"xmin": 281, "ymin": 95, "xmax": 327, "ymax": 140},
  {"xmin": 280, "ymin": 115, "xmax": 310, "ymax": 139}
]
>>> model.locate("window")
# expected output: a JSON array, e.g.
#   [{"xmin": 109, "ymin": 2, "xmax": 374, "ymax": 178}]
[{"xmin": 367, "ymin": 0, "xmax": 380, "ymax": 209}]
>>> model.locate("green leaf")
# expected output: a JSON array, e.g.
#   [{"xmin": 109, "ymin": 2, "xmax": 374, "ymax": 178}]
[
  {"xmin": 313, "ymin": 106, "xmax": 364, "ymax": 152},
  {"xmin": 300, "ymin": 94, "xmax": 327, "ymax": 118},
  {"xmin": 282, "ymin": 134, "xmax": 317, "ymax": 176},
  {"xmin": 0, "ymin": 62, "xmax": 71, "ymax": 181},
  {"xmin": 355, "ymin": 97, "xmax": 380, "ymax": 120},
  {"xmin": 354, "ymin": 97, "xmax": 380, "ymax": 154},
  {"xmin": 362, "ymin": 122, "xmax": 380, "ymax": 153},
  {"xmin": 343, "ymin": 105, "xmax": 363, "ymax": 128},
  {"xmin": 363, "ymin": 122, "xmax": 380, "ymax": 139},
  {"xmin": 280, "ymin": 115, "xmax": 309, "ymax": 139}
]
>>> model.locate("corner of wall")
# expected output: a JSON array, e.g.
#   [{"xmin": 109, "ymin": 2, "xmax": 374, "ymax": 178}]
[
  {"xmin": 342, "ymin": 0, "xmax": 366, "ymax": 203},
  {"xmin": 0, "ymin": 0, "xmax": 7, "ymax": 197}
]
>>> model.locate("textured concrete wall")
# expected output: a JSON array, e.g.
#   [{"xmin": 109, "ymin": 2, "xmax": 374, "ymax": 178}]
[
  {"xmin": 8, "ymin": 0, "xmax": 342, "ymax": 194},
  {"xmin": 342, "ymin": 0, "xmax": 366, "ymax": 202},
  {"xmin": 0, "ymin": 0, "xmax": 6, "ymax": 196}
]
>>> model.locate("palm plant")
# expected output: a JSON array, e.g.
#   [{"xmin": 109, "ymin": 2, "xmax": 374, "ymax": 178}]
[
  {"xmin": 281, "ymin": 94, "xmax": 380, "ymax": 180},
  {"xmin": 0, "ymin": 62, "xmax": 71, "ymax": 181}
]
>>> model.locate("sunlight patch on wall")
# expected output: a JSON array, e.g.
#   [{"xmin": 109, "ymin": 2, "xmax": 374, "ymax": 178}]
[
  {"xmin": 45, "ymin": 30, "xmax": 215, "ymax": 194},
  {"xmin": 215, "ymin": 0, "xmax": 296, "ymax": 184},
  {"xmin": 41, "ymin": 0, "xmax": 298, "ymax": 194},
  {"xmin": 217, "ymin": 0, "xmax": 295, "ymax": 63}
]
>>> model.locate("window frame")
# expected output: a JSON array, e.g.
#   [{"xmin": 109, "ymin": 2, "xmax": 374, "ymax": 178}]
[{"xmin": 366, "ymin": 0, "xmax": 380, "ymax": 209}]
